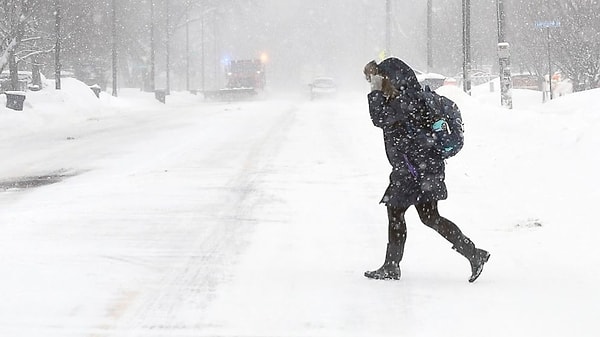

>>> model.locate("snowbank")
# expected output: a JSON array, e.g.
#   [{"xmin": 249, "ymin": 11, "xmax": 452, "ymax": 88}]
[{"xmin": 0, "ymin": 78, "xmax": 102, "ymax": 139}]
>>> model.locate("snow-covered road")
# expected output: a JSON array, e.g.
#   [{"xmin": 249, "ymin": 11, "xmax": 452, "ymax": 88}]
[
  {"xmin": 1, "ymin": 86, "xmax": 600, "ymax": 337},
  {"xmin": 0, "ymin": 95, "xmax": 304, "ymax": 336}
]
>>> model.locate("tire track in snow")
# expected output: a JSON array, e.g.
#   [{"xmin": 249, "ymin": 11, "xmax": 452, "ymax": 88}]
[{"xmin": 104, "ymin": 102, "xmax": 298, "ymax": 335}]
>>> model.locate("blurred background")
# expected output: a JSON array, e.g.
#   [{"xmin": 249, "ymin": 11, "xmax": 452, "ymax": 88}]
[{"xmin": 1, "ymin": 0, "xmax": 598, "ymax": 95}]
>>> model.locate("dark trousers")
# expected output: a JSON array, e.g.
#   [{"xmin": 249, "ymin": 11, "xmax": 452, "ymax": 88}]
[{"xmin": 388, "ymin": 201, "xmax": 465, "ymax": 247}]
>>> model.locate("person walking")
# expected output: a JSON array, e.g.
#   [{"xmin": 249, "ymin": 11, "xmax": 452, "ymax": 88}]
[{"xmin": 363, "ymin": 57, "xmax": 490, "ymax": 282}]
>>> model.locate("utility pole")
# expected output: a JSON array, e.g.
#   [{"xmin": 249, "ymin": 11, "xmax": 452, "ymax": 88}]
[
  {"xmin": 385, "ymin": 0, "xmax": 391, "ymax": 56},
  {"xmin": 426, "ymin": 0, "xmax": 433, "ymax": 72},
  {"xmin": 496, "ymin": 0, "xmax": 505, "ymax": 42},
  {"xmin": 54, "ymin": 0, "xmax": 61, "ymax": 90},
  {"xmin": 535, "ymin": 20, "xmax": 560, "ymax": 101},
  {"xmin": 111, "ymin": 0, "xmax": 118, "ymax": 97},
  {"xmin": 185, "ymin": 8, "xmax": 190, "ymax": 92},
  {"xmin": 546, "ymin": 27, "xmax": 553, "ymax": 100},
  {"xmin": 462, "ymin": 0, "xmax": 472, "ymax": 94},
  {"xmin": 165, "ymin": 0, "xmax": 171, "ymax": 95},
  {"xmin": 150, "ymin": 0, "xmax": 155, "ymax": 91},
  {"xmin": 213, "ymin": 13, "xmax": 218, "ymax": 90},
  {"xmin": 200, "ymin": 2, "xmax": 218, "ymax": 93},
  {"xmin": 497, "ymin": 0, "xmax": 512, "ymax": 108},
  {"xmin": 201, "ymin": 3, "xmax": 205, "ymax": 93}
]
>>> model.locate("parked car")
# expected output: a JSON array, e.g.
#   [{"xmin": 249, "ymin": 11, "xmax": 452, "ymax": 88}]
[
  {"xmin": 0, "ymin": 71, "xmax": 31, "ymax": 92},
  {"xmin": 309, "ymin": 77, "xmax": 337, "ymax": 100},
  {"xmin": 512, "ymin": 74, "xmax": 541, "ymax": 90},
  {"xmin": 454, "ymin": 70, "xmax": 496, "ymax": 87},
  {"xmin": 414, "ymin": 70, "xmax": 446, "ymax": 90},
  {"xmin": 470, "ymin": 70, "xmax": 496, "ymax": 86},
  {"xmin": 0, "ymin": 70, "xmax": 47, "ymax": 92}
]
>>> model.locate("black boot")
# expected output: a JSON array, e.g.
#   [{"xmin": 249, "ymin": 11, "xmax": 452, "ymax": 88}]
[
  {"xmin": 452, "ymin": 237, "xmax": 490, "ymax": 283},
  {"xmin": 364, "ymin": 243, "xmax": 404, "ymax": 280},
  {"xmin": 468, "ymin": 248, "xmax": 490, "ymax": 283}
]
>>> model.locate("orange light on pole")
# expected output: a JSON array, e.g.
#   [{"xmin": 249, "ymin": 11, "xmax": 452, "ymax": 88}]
[{"xmin": 260, "ymin": 52, "xmax": 269, "ymax": 64}]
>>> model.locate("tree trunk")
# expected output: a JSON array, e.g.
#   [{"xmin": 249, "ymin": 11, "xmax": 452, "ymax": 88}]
[
  {"xmin": 9, "ymin": 52, "xmax": 19, "ymax": 91},
  {"xmin": 32, "ymin": 61, "xmax": 42, "ymax": 90}
]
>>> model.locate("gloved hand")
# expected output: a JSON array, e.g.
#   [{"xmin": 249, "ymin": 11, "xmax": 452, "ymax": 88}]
[
  {"xmin": 432, "ymin": 119, "xmax": 448, "ymax": 132},
  {"xmin": 370, "ymin": 74, "xmax": 384, "ymax": 91},
  {"xmin": 363, "ymin": 60, "xmax": 379, "ymax": 81},
  {"xmin": 432, "ymin": 119, "xmax": 454, "ymax": 154}
]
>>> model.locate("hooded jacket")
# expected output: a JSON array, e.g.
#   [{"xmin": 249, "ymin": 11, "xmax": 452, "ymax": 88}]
[{"xmin": 367, "ymin": 58, "xmax": 447, "ymax": 208}]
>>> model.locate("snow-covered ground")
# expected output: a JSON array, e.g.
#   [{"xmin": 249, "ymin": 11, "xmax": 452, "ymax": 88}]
[{"xmin": 0, "ymin": 78, "xmax": 599, "ymax": 337}]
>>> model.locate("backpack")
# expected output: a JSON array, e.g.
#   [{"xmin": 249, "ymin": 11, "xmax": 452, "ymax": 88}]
[{"xmin": 420, "ymin": 86, "xmax": 464, "ymax": 159}]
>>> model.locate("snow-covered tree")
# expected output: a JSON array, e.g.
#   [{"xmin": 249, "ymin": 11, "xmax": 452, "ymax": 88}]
[
  {"xmin": 508, "ymin": 0, "xmax": 600, "ymax": 91},
  {"xmin": 0, "ymin": 0, "xmax": 45, "ymax": 90}
]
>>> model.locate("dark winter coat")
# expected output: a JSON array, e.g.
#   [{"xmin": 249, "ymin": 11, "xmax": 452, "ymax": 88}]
[{"xmin": 368, "ymin": 58, "xmax": 447, "ymax": 208}]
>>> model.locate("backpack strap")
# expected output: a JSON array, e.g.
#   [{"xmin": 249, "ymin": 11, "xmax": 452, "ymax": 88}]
[{"xmin": 402, "ymin": 154, "xmax": 418, "ymax": 178}]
